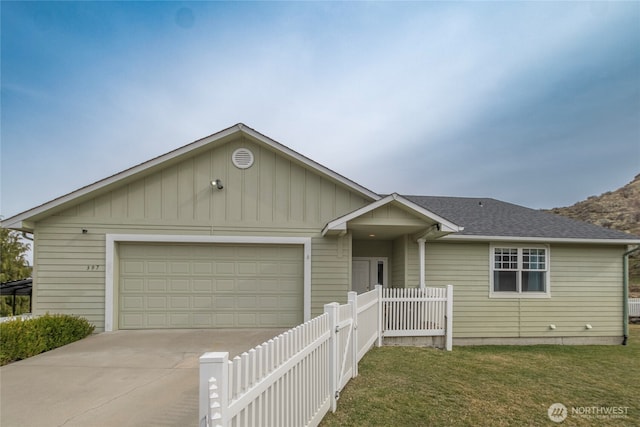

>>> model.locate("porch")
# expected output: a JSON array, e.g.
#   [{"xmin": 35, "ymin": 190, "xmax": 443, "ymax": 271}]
[{"xmin": 322, "ymin": 193, "xmax": 464, "ymax": 294}]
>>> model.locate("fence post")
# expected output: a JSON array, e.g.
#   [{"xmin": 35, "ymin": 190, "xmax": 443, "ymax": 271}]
[
  {"xmin": 199, "ymin": 352, "xmax": 229, "ymax": 427},
  {"xmin": 375, "ymin": 285, "xmax": 383, "ymax": 347},
  {"xmin": 446, "ymin": 285, "xmax": 453, "ymax": 351},
  {"xmin": 347, "ymin": 291, "xmax": 358, "ymax": 378},
  {"xmin": 324, "ymin": 302, "xmax": 339, "ymax": 412}
]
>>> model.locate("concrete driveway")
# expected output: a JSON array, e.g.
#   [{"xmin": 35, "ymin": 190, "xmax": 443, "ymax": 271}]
[{"xmin": 0, "ymin": 329, "xmax": 285, "ymax": 427}]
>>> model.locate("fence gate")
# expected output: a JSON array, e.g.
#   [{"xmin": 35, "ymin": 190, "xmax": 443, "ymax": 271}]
[{"xmin": 336, "ymin": 303, "xmax": 355, "ymax": 393}]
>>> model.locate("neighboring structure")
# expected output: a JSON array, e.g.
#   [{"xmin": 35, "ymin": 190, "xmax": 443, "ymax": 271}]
[
  {"xmin": 2, "ymin": 124, "xmax": 638, "ymax": 344},
  {"xmin": 0, "ymin": 278, "xmax": 32, "ymax": 316}
]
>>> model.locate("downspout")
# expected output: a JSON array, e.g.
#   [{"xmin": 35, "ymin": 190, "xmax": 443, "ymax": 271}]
[{"xmin": 622, "ymin": 245, "xmax": 640, "ymax": 345}]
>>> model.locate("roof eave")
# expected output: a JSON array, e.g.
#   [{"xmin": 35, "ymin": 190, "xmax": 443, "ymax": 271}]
[
  {"xmin": 441, "ymin": 234, "xmax": 640, "ymax": 245},
  {"xmin": 322, "ymin": 193, "xmax": 463, "ymax": 237},
  {"xmin": 239, "ymin": 124, "xmax": 380, "ymax": 201},
  {"xmin": 2, "ymin": 123, "xmax": 381, "ymax": 230}
]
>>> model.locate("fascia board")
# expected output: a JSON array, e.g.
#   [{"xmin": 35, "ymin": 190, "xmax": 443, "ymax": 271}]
[
  {"xmin": 2, "ymin": 125, "xmax": 244, "ymax": 228},
  {"xmin": 240, "ymin": 125, "xmax": 380, "ymax": 201},
  {"xmin": 322, "ymin": 195, "xmax": 397, "ymax": 236},
  {"xmin": 2, "ymin": 123, "xmax": 380, "ymax": 228},
  {"xmin": 442, "ymin": 233, "xmax": 640, "ymax": 245},
  {"xmin": 322, "ymin": 193, "xmax": 464, "ymax": 236}
]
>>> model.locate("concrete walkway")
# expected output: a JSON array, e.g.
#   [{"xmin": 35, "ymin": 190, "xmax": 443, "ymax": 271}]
[{"xmin": 0, "ymin": 329, "xmax": 285, "ymax": 427}]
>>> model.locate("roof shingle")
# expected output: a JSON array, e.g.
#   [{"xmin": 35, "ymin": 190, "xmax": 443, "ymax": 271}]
[{"xmin": 403, "ymin": 195, "xmax": 639, "ymax": 241}]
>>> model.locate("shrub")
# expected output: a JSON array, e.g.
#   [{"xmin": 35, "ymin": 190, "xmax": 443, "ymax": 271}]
[{"xmin": 0, "ymin": 314, "xmax": 95, "ymax": 366}]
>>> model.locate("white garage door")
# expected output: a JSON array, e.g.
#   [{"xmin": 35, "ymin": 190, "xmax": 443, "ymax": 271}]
[{"xmin": 118, "ymin": 243, "xmax": 303, "ymax": 329}]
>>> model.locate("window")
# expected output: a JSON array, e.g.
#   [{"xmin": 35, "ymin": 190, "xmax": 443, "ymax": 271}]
[{"xmin": 490, "ymin": 246, "xmax": 549, "ymax": 297}]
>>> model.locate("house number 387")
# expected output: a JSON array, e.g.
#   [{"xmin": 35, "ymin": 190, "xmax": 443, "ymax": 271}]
[{"xmin": 86, "ymin": 265, "xmax": 100, "ymax": 271}]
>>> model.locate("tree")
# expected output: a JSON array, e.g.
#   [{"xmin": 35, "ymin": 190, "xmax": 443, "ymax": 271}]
[{"xmin": 1, "ymin": 228, "xmax": 32, "ymax": 316}]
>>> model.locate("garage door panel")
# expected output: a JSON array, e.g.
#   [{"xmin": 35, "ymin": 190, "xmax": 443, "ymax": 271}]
[
  {"xmin": 123, "ymin": 261, "xmax": 144, "ymax": 274},
  {"xmin": 237, "ymin": 279, "xmax": 256, "ymax": 291},
  {"xmin": 237, "ymin": 296, "xmax": 257, "ymax": 309},
  {"xmin": 259, "ymin": 297, "xmax": 280, "ymax": 309},
  {"xmin": 193, "ymin": 263, "xmax": 213, "ymax": 274},
  {"xmin": 237, "ymin": 262, "xmax": 257, "ymax": 275},
  {"xmin": 194, "ymin": 279, "xmax": 213, "ymax": 292},
  {"xmin": 122, "ymin": 278, "xmax": 144, "ymax": 292},
  {"xmin": 169, "ymin": 313, "xmax": 189, "ymax": 327},
  {"xmin": 170, "ymin": 262, "xmax": 189, "ymax": 274},
  {"xmin": 169, "ymin": 279, "xmax": 190, "ymax": 292},
  {"xmin": 258, "ymin": 313, "xmax": 278, "ymax": 325},
  {"xmin": 278, "ymin": 279, "xmax": 301, "ymax": 292},
  {"xmin": 122, "ymin": 296, "xmax": 144, "ymax": 309},
  {"xmin": 119, "ymin": 243, "xmax": 303, "ymax": 329},
  {"xmin": 122, "ymin": 313, "xmax": 144, "ymax": 328},
  {"xmin": 147, "ymin": 296, "xmax": 167, "ymax": 309},
  {"xmin": 279, "ymin": 312, "xmax": 300, "ymax": 325},
  {"xmin": 215, "ymin": 279, "xmax": 234, "ymax": 291},
  {"xmin": 169, "ymin": 296, "xmax": 190, "ymax": 309},
  {"xmin": 147, "ymin": 313, "xmax": 167, "ymax": 328},
  {"xmin": 213, "ymin": 295, "xmax": 236, "ymax": 309},
  {"xmin": 237, "ymin": 313, "xmax": 257, "ymax": 326},
  {"xmin": 148, "ymin": 262, "xmax": 167, "ymax": 274},
  {"xmin": 259, "ymin": 262, "xmax": 279, "ymax": 275},
  {"xmin": 216, "ymin": 262, "xmax": 235, "ymax": 275},
  {"xmin": 193, "ymin": 313, "xmax": 213, "ymax": 326},
  {"xmin": 280, "ymin": 262, "xmax": 303, "ymax": 275},
  {"xmin": 194, "ymin": 297, "xmax": 214, "ymax": 309}
]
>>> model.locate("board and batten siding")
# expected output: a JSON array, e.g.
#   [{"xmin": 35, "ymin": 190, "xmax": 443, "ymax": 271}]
[
  {"xmin": 31, "ymin": 136, "xmax": 371, "ymax": 331},
  {"xmin": 425, "ymin": 242, "xmax": 625, "ymax": 339},
  {"xmin": 51, "ymin": 137, "xmax": 369, "ymax": 228},
  {"xmin": 310, "ymin": 235, "xmax": 351, "ymax": 317}
]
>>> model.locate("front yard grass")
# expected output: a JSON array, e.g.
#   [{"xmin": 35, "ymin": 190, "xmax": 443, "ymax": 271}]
[{"xmin": 321, "ymin": 325, "xmax": 640, "ymax": 426}]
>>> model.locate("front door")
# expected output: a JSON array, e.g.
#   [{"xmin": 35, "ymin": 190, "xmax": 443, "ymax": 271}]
[{"xmin": 351, "ymin": 257, "xmax": 388, "ymax": 294}]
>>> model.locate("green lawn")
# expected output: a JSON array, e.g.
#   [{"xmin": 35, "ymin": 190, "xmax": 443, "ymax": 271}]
[{"xmin": 321, "ymin": 325, "xmax": 640, "ymax": 426}]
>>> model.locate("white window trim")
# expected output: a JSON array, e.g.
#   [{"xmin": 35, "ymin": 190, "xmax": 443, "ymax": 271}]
[
  {"xmin": 489, "ymin": 244, "xmax": 551, "ymax": 299},
  {"xmin": 105, "ymin": 234, "xmax": 312, "ymax": 332}
]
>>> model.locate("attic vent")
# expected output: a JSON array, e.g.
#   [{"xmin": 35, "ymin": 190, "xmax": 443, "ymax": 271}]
[{"xmin": 232, "ymin": 148, "xmax": 254, "ymax": 169}]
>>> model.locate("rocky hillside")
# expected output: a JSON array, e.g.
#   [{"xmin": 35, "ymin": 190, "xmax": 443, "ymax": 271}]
[{"xmin": 546, "ymin": 173, "xmax": 640, "ymax": 293}]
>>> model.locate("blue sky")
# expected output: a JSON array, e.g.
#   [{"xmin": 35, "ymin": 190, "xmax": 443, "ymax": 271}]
[{"xmin": 1, "ymin": 1, "xmax": 639, "ymax": 219}]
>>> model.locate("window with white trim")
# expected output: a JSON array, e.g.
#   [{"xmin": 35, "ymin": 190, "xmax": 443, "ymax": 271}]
[{"xmin": 490, "ymin": 245, "xmax": 550, "ymax": 297}]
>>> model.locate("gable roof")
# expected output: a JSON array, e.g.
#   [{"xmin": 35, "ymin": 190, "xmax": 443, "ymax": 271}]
[
  {"xmin": 404, "ymin": 195, "xmax": 640, "ymax": 244},
  {"xmin": 1, "ymin": 123, "xmax": 380, "ymax": 231},
  {"xmin": 3, "ymin": 123, "xmax": 638, "ymax": 245},
  {"xmin": 322, "ymin": 193, "xmax": 463, "ymax": 237}
]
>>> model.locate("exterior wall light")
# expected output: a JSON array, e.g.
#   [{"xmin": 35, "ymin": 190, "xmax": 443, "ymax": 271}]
[{"xmin": 211, "ymin": 179, "xmax": 223, "ymax": 190}]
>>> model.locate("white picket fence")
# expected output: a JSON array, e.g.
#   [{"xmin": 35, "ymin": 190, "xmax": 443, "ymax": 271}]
[
  {"xmin": 630, "ymin": 298, "xmax": 640, "ymax": 317},
  {"xmin": 200, "ymin": 285, "xmax": 453, "ymax": 427},
  {"xmin": 0, "ymin": 313, "xmax": 34, "ymax": 324},
  {"xmin": 382, "ymin": 286, "xmax": 452, "ymax": 350}
]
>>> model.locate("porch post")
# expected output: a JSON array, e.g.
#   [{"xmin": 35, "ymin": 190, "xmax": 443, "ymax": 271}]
[{"xmin": 418, "ymin": 238, "xmax": 426, "ymax": 290}]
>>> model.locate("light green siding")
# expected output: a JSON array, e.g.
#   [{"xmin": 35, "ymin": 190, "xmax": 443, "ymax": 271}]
[
  {"xmin": 31, "ymin": 136, "xmax": 371, "ymax": 331},
  {"xmin": 389, "ymin": 235, "xmax": 420, "ymax": 288},
  {"xmin": 425, "ymin": 242, "xmax": 625, "ymax": 338},
  {"xmin": 51, "ymin": 138, "xmax": 368, "ymax": 228},
  {"xmin": 310, "ymin": 235, "xmax": 350, "ymax": 316},
  {"xmin": 391, "ymin": 235, "xmax": 406, "ymax": 287}
]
